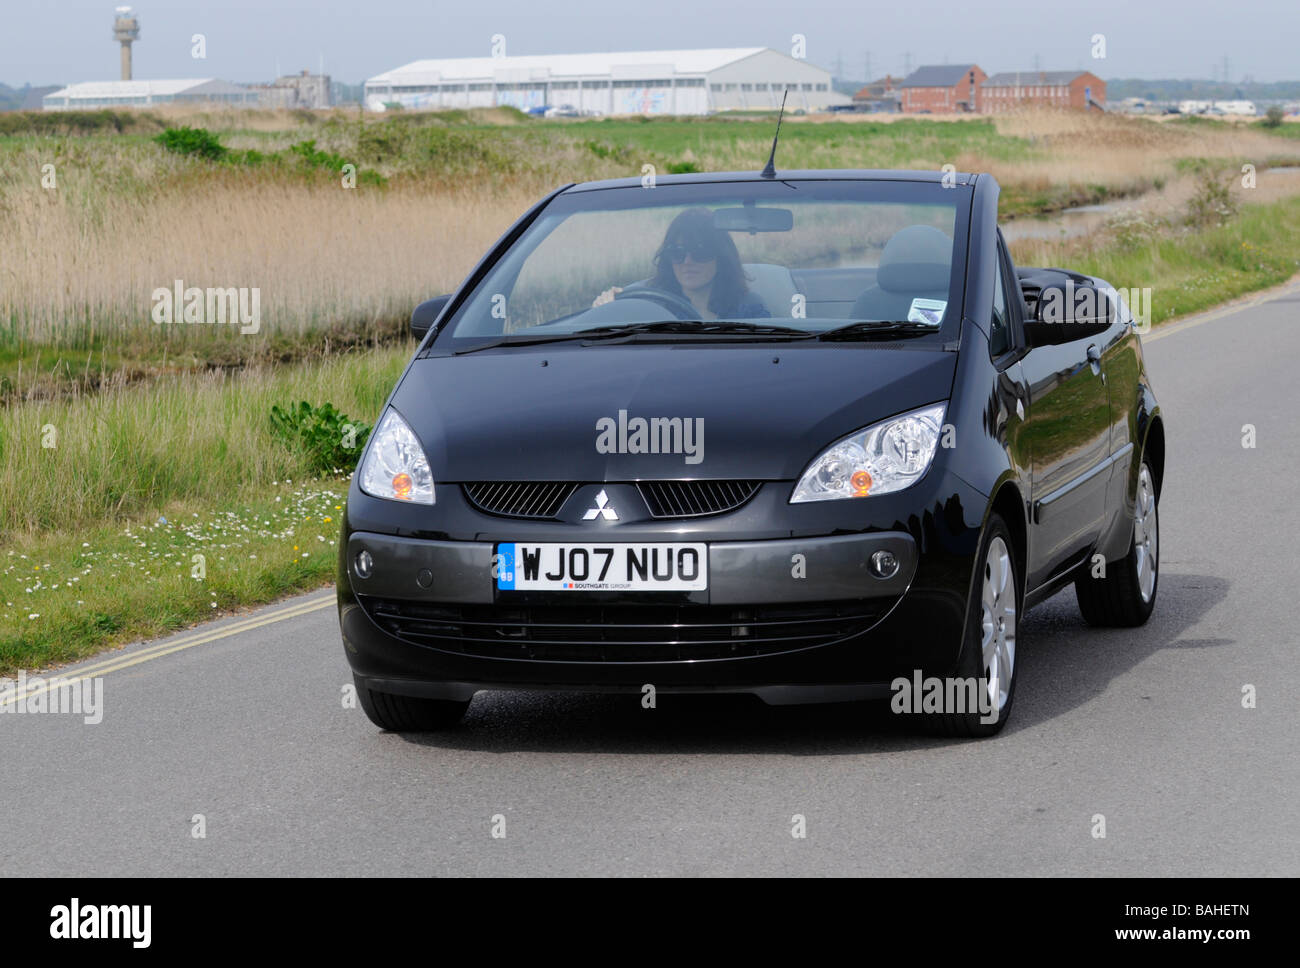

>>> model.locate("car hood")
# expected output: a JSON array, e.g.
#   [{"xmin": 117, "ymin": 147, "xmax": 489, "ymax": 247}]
[{"xmin": 392, "ymin": 343, "xmax": 956, "ymax": 481}]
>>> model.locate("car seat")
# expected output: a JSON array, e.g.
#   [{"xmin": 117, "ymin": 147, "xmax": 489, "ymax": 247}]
[
  {"xmin": 742, "ymin": 263, "xmax": 799, "ymax": 319},
  {"xmin": 848, "ymin": 225, "xmax": 953, "ymax": 322}
]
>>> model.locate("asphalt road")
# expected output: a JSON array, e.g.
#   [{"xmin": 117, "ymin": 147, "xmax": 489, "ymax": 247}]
[{"xmin": 4, "ymin": 284, "xmax": 1298, "ymax": 877}]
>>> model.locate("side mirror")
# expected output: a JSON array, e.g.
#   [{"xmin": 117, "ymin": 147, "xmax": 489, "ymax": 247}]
[
  {"xmin": 1023, "ymin": 283, "xmax": 1113, "ymax": 347},
  {"xmin": 411, "ymin": 295, "xmax": 451, "ymax": 341}
]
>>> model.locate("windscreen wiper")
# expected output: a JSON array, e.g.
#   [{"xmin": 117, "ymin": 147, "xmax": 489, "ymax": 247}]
[
  {"xmin": 575, "ymin": 320, "xmax": 814, "ymax": 339},
  {"xmin": 817, "ymin": 320, "xmax": 940, "ymax": 341},
  {"xmin": 452, "ymin": 331, "xmax": 606, "ymax": 354},
  {"xmin": 453, "ymin": 320, "xmax": 812, "ymax": 354}
]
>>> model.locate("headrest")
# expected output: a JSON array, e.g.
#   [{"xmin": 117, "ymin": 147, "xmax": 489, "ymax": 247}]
[{"xmin": 877, "ymin": 225, "xmax": 952, "ymax": 292}]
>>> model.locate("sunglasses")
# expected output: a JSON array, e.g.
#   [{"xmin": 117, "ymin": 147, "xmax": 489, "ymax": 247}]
[{"xmin": 662, "ymin": 241, "xmax": 719, "ymax": 264}]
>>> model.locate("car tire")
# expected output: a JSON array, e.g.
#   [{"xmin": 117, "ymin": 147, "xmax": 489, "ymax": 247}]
[
  {"xmin": 1075, "ymin": 457, "xmax": 1158, "ymax": 628},
  {"xmin": 923, "ymin": 512, "xmax": 1019, "ymax": 737},
  {"xmin": 354, "ymin": 675, "xmax": 470, "ymax": 731}
]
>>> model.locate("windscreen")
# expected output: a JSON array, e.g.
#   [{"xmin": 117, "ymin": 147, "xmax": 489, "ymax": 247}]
[{"xmin": 434, "ymin": 179, "xmax": 969, "ymax": 345}]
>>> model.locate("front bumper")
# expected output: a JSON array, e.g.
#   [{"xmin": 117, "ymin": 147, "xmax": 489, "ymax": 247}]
[
  {"xmin": 337, "ymin": 472, "xmax": 988, "ymax": 702},
  {"xmin": 343, "ymin": 530, "xmax": 919, "ymax": 605}
]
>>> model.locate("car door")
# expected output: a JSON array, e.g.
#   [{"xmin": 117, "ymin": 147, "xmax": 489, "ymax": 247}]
[
  {"xmin": 1097, "ymin": 290, "xmax": 1142, "ymax": 539},
  {"xmin": 1014, "ymin": 258, "xmax": 1112, "ymax": 588},
  {"xmin": 989, "ymin": 234, "xmax": 1030, "ymax": 492}
]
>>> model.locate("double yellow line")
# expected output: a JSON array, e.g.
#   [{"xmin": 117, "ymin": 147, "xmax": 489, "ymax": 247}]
[{"xmin": 0, "ymin": 593, "xmax": 334, "ymax": 708}]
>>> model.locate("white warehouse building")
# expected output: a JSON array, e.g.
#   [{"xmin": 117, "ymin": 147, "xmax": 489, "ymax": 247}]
[
  {"xmin": 364, "ymin": 48, "xmax": 845, "ymax": 115},
  {"xmin": 42, "ymin": 78, "xmax": 260, "ymax": 110}
]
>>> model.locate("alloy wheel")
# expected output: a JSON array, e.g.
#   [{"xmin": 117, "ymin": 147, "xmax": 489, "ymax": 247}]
[
  {"xmin": 1134, "ymin": 464, "xmax": 1158, "ymax": 603},
  {"xmin": 980, "ymin": 535, "xmax": 1016, "ymax": 714}
]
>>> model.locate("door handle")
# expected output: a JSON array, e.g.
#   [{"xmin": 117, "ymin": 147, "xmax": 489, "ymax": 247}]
[{"xmin": 1086, "ymin": 343, "xmax": 1105, "ymax": 383}]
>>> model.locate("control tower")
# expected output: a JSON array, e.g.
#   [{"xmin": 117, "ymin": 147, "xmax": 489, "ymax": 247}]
[{"xmin": 113, "ymin": 6, "xmax": 141, "ymax": 81}]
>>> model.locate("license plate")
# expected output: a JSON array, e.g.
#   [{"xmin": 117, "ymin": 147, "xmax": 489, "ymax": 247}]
[{"xmin": 495, "ymin": 542, "xmax": 707, "ymax": 592}]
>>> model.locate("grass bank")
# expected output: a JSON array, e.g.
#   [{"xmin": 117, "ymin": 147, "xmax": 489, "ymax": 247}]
[
  {"xmin": 0, "ymin": 344, "xmax": 410, "ymax": 673},
  {"xmin": 1010, "ymin": 194, "xmax": 1300, "ymax": 323},
  {"xmin": 0, "ymin": 483, "xmax": 345, "ymax": 673}
]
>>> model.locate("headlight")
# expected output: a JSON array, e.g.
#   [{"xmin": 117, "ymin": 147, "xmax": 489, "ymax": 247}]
[
  {"xmin": 790, "ymin": 403, "xmax": 946, "ymax": 503},
  {"xmin": 358, "ymin": 409, "xmax": 435, "ymax": 504}
]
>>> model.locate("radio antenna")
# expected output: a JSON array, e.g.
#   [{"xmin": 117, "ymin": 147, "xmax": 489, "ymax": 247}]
[{"xmin": 760, "ymin": 87, "xmax": 789, "ymax": 179}]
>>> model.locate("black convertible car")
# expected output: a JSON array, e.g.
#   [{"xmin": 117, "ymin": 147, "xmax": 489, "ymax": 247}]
[{"xmin": 337, "ymin": 168, "xmax": 1164, "ymax": 736}]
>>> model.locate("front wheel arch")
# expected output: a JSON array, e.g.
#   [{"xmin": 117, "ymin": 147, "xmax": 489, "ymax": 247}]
[
  {"xmin": 1142, "ymin": 416, "xmax": 1166, "ymax": 501},
  {"xmin": 986, "ymin": 480, "xmax": 1028, "ymax": 610}
]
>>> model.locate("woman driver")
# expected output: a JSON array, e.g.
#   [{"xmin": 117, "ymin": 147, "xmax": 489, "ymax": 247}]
[{"xmin": 593, "ymin": 208, "xmax": 770, "ymax": 320}]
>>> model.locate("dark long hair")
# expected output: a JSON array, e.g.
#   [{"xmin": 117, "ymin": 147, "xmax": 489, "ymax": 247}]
[{"xmin": 649, "ymin": 208, "xmax": 751, "ymax": 314}]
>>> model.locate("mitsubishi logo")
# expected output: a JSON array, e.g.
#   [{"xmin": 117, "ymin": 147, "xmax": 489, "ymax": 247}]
[{"xmin": 582, "ymin": 489, "xmax": 618, "ymax": 521}]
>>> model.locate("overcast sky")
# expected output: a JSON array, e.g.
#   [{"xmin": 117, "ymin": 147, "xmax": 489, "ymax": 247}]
[{"xmin": 4, "ymin": 0, "xmax": 1297, "ymax": 87}]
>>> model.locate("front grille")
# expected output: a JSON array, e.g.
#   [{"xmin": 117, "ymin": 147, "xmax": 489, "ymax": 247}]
[
  {"xmin": 359, "ymin": 597, "xmax": 886, "ymax": 662},
  {"xmin": 637, "ymin": 480, "xmax": 762, "ymax": 518},
  {"xmin": 463, "ymin": 480, "xmax": 763, "ymax": 520},
  {"xmin": 463, "ymin": 482, "xmax": 578, "ymax": 519}
]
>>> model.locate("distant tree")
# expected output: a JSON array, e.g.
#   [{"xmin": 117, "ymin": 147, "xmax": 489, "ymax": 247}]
[{"xmin": 1262, "ymin": 105, "xmax": 1285, "ymax": 128}]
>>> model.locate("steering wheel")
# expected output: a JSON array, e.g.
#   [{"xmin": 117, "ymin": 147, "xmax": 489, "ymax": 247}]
[{"xmin": 614, "ymin": 286, "xmax": 700, "ymax": 320}]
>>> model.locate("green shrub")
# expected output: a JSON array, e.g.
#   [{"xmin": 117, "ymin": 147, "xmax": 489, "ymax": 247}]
[
  {"xmin": 154, "ymin": 126, "xmax": 227, "ymax": 160},
  {"xmin": 289, "ymin": 138, "xmax": 347, "ymax": 169},
  {"xmin": 230, "ymin": 148, "xmax": 268, "ymax": 166},
  {"xmin": 1185, "ymin": 166, "xmax": 1238, "ymax": 226},
  {"xmin": 1262, "ymin": 105, "xmax": 1285, "ymax": 128},
  {"xmin": 287, "ymin": 139, "xmax": 385, "ymax": 186},
  {"xmin": 0, "ymin": 109, "xmax": 161, "ymax": 135},
  {"xmin": 584, "ymin": 139, "xmax": 631, "ymax": 163},
  {"xmin": 269, "ymin": 401, "xmax": 371, "ymax": 475},
  {"xmin": 419, "ymin": 127, "xmax": 514, "ymax": 174}
]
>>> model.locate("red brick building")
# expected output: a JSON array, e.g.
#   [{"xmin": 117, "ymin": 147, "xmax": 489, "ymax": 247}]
[
  {"xmin": 852, "ymin": 74, "xmax": 901, "ymax": 112},
  {"xmin": 980, "ymin": 71, "xmax": 1106, "ymax": 112},
  {"xmin": 899, "ymin": 64, "xmax": 986, "ymax": 114}
]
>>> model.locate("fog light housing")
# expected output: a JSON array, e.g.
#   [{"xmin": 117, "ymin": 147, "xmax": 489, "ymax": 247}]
[
  {"xmin": 869, "ymin": 550, "xmax": 899, "ymax": 579},
  {"xmin": 355, "ymin": 549, "xmax": 374, "ymax": 579}
]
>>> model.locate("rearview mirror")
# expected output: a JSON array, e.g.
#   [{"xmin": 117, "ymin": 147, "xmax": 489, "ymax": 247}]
[
  {"xmin": 1024, "ymin": 283, "xmax": 1113, "ymax": 346},
  {"xmin": 712, "ymin": 207, "xmax": 794, "ymax": 233},
  {"xmin": 411, "ymin": 295, "xmax": 451, "ymax": 340}
]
